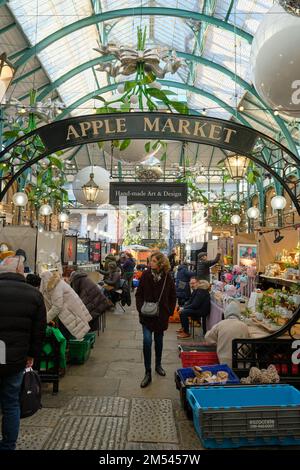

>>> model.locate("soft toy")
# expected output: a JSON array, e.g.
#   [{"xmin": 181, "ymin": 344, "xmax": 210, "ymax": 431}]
[
  {"xmin": 0, "ymin": 250, "xmax": 16, "ymax": 261},
  {"xmin": 232, "ymin": 265, "xmax": 242, "ymax": 275},
  {"xmin": 241, "ymin": 365, "xmax": 280, "ymax": 384},
  {"xmin": 224, "ymin": 272, "xmax": 233, "ymax": 283}
]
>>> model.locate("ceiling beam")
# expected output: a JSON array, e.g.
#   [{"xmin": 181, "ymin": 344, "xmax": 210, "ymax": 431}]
[
  {"xmin": 12, "ymin": 65, "xmax": 42, "ymax": 85},
  {"xmin": 56, "ymin": 80, "xmax": 250, "ymax": 127},
  {"xmin": 13, "ymin": 7, "xmax": 253, "ymax": 69},
  {"xmin": 34, "ymin": 50, "xmax": 297, "ymax": 155}
]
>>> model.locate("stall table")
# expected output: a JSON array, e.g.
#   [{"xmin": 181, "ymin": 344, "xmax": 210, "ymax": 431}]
[{"xmin": 206, "ymin": 300, "xmax": 223, "ymax": 331}]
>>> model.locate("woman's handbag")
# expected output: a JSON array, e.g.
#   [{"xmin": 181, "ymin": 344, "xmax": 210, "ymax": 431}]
[{"xmin": 141, "ymin": 274, "xmax": 167, "ymax": 317}]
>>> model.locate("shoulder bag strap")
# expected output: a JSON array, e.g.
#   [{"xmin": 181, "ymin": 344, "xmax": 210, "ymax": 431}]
[{"xmin": 157, "ymin": 273, "xmax": 168, "ymax": 304}]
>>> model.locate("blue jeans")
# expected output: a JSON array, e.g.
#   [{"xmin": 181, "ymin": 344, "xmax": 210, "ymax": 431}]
[
  {"xmin": 0, "ymin": 371, "xmax": 24, "ymax": 450},
  {"xmin": 142, "ymin": 326, "xmax": 164, "ymax": 373}
]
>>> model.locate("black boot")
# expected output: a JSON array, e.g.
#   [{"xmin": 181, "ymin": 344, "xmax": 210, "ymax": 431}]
[
  {"xmin": 140, "ymin": 371, "xmax": 152, "ymax": 388},
  {"xmin": 155, "ymin": 365, "xmax": 166, "ymax": 376}
]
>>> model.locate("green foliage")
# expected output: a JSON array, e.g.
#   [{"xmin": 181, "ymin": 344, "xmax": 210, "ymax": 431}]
[
  {"xmin": 176, "ymin": 171, "xmax": 208, "ymax": 205},
  {"xmin": 208, "ymin": 197, "xmax": 241, "ymax": 226}
]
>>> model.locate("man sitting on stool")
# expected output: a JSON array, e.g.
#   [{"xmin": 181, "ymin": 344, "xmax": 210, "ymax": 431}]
[{"xmin": 177, "ymin": 278, "xmax": 210, "ymax": 339}]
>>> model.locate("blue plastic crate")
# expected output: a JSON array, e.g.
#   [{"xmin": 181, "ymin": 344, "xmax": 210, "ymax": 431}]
[
  {"xmin": 177, "ymin": 364, "xmax": 240, "ymax": 387},
  {"xmin": 175, "ymin": 364, "xmax": 240, "ymax": 420},
  {"xmin": 132, "ymin": 278, "xmax": 139, "ymax": 287},
  {"xmin": 187, "ymin": 384, "xmax": 300, "ymax": 448}
]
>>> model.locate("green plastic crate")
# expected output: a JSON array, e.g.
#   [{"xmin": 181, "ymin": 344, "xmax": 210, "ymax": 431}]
[
  {"xmin": 68, "ymin": 336, "xmax": 92, "ymax": 364},
  {"xmin": 85, "ymin": 331, "xmax": 96, "ymax": 349}
]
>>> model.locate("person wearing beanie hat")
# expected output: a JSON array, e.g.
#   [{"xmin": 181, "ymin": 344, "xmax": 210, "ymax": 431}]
[
  {"xmin": 0, "ymin": 255, "xmax": 46, "ymax": 450},
  {"xmin": 205, "ymin": 301, "xmax": 249, "ymax": 367},
  {"xmin": 196, "ymin": 250, "xmax": 222, "ymax": 281}
]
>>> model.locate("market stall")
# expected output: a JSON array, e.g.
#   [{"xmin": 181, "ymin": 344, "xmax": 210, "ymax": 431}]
[{"xmin": 0, "ymin": 226, "xmax": 37, "ymax": 271}]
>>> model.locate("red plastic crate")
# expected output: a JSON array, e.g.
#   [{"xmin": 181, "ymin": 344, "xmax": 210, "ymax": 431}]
[{"xmin": 181, "ymin": 351, "xmax": 219, "ymax": 368}]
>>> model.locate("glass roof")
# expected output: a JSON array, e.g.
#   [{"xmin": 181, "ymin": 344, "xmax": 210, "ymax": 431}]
[{"xmin": 8, "ymin": 0, "xmax": 275, "ymax": 122}]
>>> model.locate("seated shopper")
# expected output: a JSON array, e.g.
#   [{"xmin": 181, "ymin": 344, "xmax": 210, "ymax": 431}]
[
  {"xmin": 177, "ymin": 278, "xmax": 210, "ymax": 339},
  {"xmin": 99, "ymin": 262, "xmax": 122, "ymax": 305},
  {"xmin": 204, "ymin": 301, "xmax": 249, "ymax": 367}
]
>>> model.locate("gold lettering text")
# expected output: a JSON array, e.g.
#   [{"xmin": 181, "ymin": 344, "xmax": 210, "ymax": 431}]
[
  {"xmin": 224, "ymin": 127, "xmax": 237, "ymax": 143},
  {"xmin": 79, "ymin": 121, "xmax": 92, "ymax": 137},
  {"xmin": 104, "ymin": 119, "xmax": 116, "ymax": 134},
  {"xmin": 178, "ymin": 119, "xmax": 191, "ymax": 135},
  {"xmin": 116, "ymin": 118, "xmax": 127, "ymax": 133},
  {"xmin": 162, "ymin": 118, "xmax": 176, "ymax": 133},
  {"xmin": 209, "ymin": 124, "xmax": 222, "ymax": 141},
  {"xmin": 91, "ymin": 120, "xmax": 104, "ymax": 135},
  {"xmin": 193, "ymin": 121, "xmax": 208, "ymax": 138},
  {"xmin": 144, "ymin": 117, "xmax": 160, "ymax": 132},
  {"xmin": 66, "ymin": 125, "xmax": 80, "ymax": 141}
]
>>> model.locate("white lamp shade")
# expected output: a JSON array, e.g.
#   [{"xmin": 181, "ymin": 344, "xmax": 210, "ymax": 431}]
[
  {"xmin": 251, "ymin": 4, "xmax": 300, "ymax": 117},
  {"xmin": 58, "ymin": 212, "xmax": 69, "ymax": 223},
  {"xmin": 271, "ymin": 195, "xmax": 287, "ymax": 210},
  {"xmin": 247, "ymin": 207, "xmax": 260, "ymax": 219},
  {"xmin": 0, "ymin": 53, "xmax": 15, "ymax": 102},
  {"xmin": 231, "ymin": 214, "xmax": 241, "ymax": 225},
  {"xmin": 206, "ymin": 225, "xmax": 213, "ymax": 232},
  {"xmin": 12, "ymin": 192, "xmax": 28, "ymax": 207},
  {"xmin": 39, "ymin": 204, "xmax": 52, "ymax": 216}
]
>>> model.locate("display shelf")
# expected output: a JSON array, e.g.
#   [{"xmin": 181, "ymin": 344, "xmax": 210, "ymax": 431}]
[{"xmin": 260, "ymin": 275, "xmax": 300, "ymax": 287}]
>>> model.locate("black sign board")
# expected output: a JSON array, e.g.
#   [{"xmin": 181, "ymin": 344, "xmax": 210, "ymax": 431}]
[
  {"xmin": 109, "ymin": 182, "xmax": 188, "ymax": 205},
  {"xmin": 37, "ymin": 112, "xmax": 257, "ymax": 155}
]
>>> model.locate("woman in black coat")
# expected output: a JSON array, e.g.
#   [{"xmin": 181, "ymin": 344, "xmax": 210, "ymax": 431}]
[{"xmin": 136, "ymin": 252, "xmax": 176, "ymax": 388}]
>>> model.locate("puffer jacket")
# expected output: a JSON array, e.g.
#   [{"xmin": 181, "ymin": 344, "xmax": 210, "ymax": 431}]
[
  {"xmin": 70, "ymin": 271, "xmax": 111, "ymax": 317},
  {"xmin": 40, "ymin": 271, "xmax": 92, "ymax": 340}
]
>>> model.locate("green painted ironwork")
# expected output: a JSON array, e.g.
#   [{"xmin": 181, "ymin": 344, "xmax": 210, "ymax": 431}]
[
  {"xmin": 12, "ymin": 66, "xmax": 42, "ymax": 85},
  {"xmin": 13, "ymin": 7, "xmax": 253, "ymax": 70},
  {"xmin": 225, "ymin": 0, "xmax": 235, "ymax": 22},
  {"xmin": 0, "ymin": 22, "xmax": 16, "ymax": 35},
  {"xmin": 34, "ymin": 50, "xmax": 297, "ymax": 155}
]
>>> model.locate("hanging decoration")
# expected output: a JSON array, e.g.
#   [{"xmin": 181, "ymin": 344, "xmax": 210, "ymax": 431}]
[
  {"xmin": 251, "ymin": 3, "xmax": 300, "ymax": 117},
  {"xmin": 279, "ymin": 0, "xmax": 300, "ymax": 16},
  {"xmin": 135, "ymin": 165, "xmax": 163, "ymax": 182},
  {"xmin": 94, "ymin": 28, "xmax": 181, "ymax": 78}
]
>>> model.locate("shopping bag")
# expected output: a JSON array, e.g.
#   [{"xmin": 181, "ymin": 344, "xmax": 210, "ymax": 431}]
[{"xmin": 19, "ymin": 368, "xmax": 42, "ymax": 419}]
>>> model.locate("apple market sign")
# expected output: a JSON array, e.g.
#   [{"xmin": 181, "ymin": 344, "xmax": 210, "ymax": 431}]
[{"xmin": 38, "ymin": 112, "xmax": 257, "ymax": 154}]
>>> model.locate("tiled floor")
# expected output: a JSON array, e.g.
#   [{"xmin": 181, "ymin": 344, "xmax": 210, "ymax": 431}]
[{"xmin": 17, "ymin": 303, "xmax": 204, "ymax": 450}]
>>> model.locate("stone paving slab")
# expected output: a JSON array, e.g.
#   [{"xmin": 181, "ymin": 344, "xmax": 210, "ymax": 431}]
[
  {"xmin": 16, "ymin": 427, "xmax": 53, "ymax": 450},
  {"xmin": 59, "ymin": 375, "xmax": 120, "ymax": 396},
  {"xmin": 64, "ymin": 396, "xmax": 130, "ymax": 417},
  {"xmin": 104, "ymin": 361, "xmax": 145, "ymax": 378},
  {"xmin": 177, "ymin": 420, "xmax": 203, "ymax": 450},
  {"xmin": 44, "ymin": 416, "xmax": 128, "ymax": 450},
  {"xmin": 128, "ymin": 398, "xmax": 178, "ymax": 444},
  {"xmin": 125, "ymin": 442, "xmax": 180, "ymax": 450},
  {"xmin": 87, "ymin": 347, "xmax": 143, "ymax": 363},
  {"xmin": 20, "ymin": 408, "xmax": 63, "ymax": 428},
  {"xmin": 67, "ymin": 362, "xmax": 109, "ymax": 377},
  {"xmin": 40, "ymin": 390, "xmax": 73, "ymax": 408},
  {"xmin": 118, "ymin": 376, "xmax": 180, "ymax": 400}
]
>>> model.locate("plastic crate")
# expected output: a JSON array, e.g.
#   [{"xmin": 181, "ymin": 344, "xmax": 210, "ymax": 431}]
[
  {"xmin": 68, "ymin": 336, "xmax": 93, "ymax": 364},
  {"xmin": 180, "ymin": 350, "xmax": 219, "ymax": 368},
  {"xmin": 175, "ymin": 364, "xmax": 240, "ymax": 419},
  {"xmin": 187, "ymin": 384, "xmax": 300, "ymax": 448},
  {"xmin": 85, "ymin": 331, "xmax": 96, "ymax": 349}
]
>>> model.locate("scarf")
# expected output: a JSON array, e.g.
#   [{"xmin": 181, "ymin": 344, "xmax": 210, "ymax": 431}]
[{"xmin": 151, "ymin": 269, "xmax": 163, "ymax": 283}]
